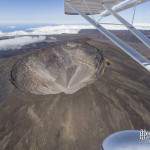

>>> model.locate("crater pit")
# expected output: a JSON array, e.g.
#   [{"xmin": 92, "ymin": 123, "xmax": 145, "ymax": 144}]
[{"xmin": 11, "ymin": 41, "xmax": 104, "ymax": 95}]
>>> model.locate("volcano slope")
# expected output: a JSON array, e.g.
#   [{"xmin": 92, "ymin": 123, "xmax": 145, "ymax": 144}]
[{"xmin": 0, "ymin": 35, "xmax": 150, "ymax": 150}]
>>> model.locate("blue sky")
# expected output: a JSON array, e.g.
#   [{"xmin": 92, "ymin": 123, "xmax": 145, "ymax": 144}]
[{"xmin": 0, "ymin": 0, "xmax": 150, "ymax": 24}]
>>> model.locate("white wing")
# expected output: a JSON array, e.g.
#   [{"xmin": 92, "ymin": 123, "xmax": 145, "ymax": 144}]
[
  {"xmin": 65, "ymin": 0, "xmax": 149, "ymax": 15},
  {"xmin": 64, "ymin": 0, "xmax": 150, "ymax": 72},
  {"xmin": 101, "ymin": 0, "xmax": 150, "ymax": 17}
]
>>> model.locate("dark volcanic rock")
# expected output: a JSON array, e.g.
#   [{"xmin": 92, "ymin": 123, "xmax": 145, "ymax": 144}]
[{"xmin": 0, "ymin": 35, "xmax": 150, "ymax": 150}]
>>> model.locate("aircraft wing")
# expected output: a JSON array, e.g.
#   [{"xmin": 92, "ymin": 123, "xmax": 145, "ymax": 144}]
[
  {"xmin": 101, "ymin": 0, "xmax": 150, "ymax": 17},
  {"xmin": 65, "ymin": 0, "xmax": 149, "ymax": 15},
  {"xmin": 65, "ymin": 0, "xmax": 150, "ymax": 72}
]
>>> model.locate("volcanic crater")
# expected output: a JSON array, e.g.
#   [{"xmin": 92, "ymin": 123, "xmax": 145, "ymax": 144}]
[{"xmin": 11, "ymin": 41, "xmax": 104, "ymax": 95}]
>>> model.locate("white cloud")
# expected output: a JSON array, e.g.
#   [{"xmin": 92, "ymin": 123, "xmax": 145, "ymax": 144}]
[
  {"xmin": 0, "ymin": 24, "xmax": 150, "ymax": 38},
  {"xmin": 0, "ymin": 23, "xmax": 149, "ymax": 52},
  {"xmin": 0, "ymin": 30, "xmax": 28, "ymax": 37},
  {"xmin": 0, "ymin": 25, "xmax": 95, "ymax": 37},
  {"xmin": 0, "ymin": 36, "xmax": 46, "ymax": 50},
  {"xmin": 30, "ymin": 25, "xmax": 95, "ymax": 35}
]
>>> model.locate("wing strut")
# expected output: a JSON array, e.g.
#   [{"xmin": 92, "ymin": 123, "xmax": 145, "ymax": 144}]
[
  {"xmin": 103, "ymin": 5, "xmax": 150, "ymax": 49},
  {"xmin": 66, "ymin": 2, "xmax": 150, "ymax": 72}
]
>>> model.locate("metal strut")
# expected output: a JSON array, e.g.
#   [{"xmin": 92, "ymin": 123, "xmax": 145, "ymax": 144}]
[
  {"xmin": 66, "ymin": 2, "xmax": 150, "ymax": 72},
  {"xmin": 103, "ymin": 5, "xmax": 150, "ymax": 49}
]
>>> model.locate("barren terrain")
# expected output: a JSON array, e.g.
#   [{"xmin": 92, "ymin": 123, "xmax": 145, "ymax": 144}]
[{"xmin": 0, "ymin": 30, "xmax": 150, "ymax": 150}]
